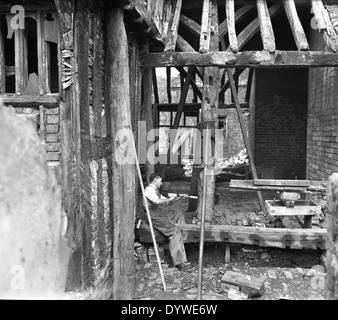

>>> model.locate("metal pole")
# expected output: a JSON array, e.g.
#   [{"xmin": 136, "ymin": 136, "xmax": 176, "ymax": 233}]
[
  {"xmin": 197, "ymin": 123, "xmax": 210, "ymax": 300},
  {"xmin": 128, "ymin": 129, "xmax": 167, "ymax": 292}
]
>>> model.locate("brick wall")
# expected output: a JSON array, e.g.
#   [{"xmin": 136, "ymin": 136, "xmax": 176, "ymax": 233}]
[
  {"xmin": 253, "ymin": 69, "xmax": 308, "ymax": 179},
  {"xmin": 307, "ymin": 28, "xmax": 338, "ymax": 180}
]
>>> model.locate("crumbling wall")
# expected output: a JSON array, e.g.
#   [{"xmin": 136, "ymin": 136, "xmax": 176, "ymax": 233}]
[
  {"xmin": 307, "ymin": 28, "xmax": 338, "ymax": 181},
  {"xmin": 0, "ymin": 103, "xmax": 70, "ymax": 299},
  {"xmin": 325, "ymin": 173, "xmax": 338, "ymax": 300}
]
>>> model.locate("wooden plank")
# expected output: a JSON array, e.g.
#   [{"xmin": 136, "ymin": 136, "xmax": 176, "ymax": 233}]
[
  {"xmin": 237, "ymin": 3, "xmax": 282, "ymax": 51},
  {"xmin": 164, "ymin": 0, "xmax": 182, "ymax": 51},
  {"xmin": 152, "ymin": 68, "xmax": 159, "ymax": 104},
  {"xmin": 178, "ymin": 223, "xmax": 327, "ymax": 250},
  {"xmin": 166, "ymin": 67, "xmax": 171, "ymax": 103},
  {"xmin": 179, "ymin": 13, "xmax": 201, "ymax": 37},
  {"xmin": 0, "ymin": 15, "xmax": 5, "ymax": 93},
  {"xmin": 222, "ymin": 271, "xmax": 265, "ymax": 298},
  {"xmin": 0, "ymin": 94, "xmax": 60, "ymax": 107},
  {"xmin": 256, "ymin": 0, "xmax": 276, "ymax": 52},
  {"xmin": 14, "ymin": 26, "xmax": 28, "ymax": 94},
  {"xmin": 107, "ymin": 7, "xmax": 135, "ymax": 299},
  {"xmin": 265, "ymin": 200, "xmax": 321, "ymax": 216},
  {"xmin": 156, "ymin": 102, "xmax": 248, "ymax": 111},
  {"xmin": 54, "ymin": 0, "xmax": 74, "ymax": 50},
  {"xmin": 37, "ymin": 11, "xmax": 47, "ymax": 94},
  {"xmin": 254, "ymin": 179, "xmax": 311, "ymax": 186},
  {"xmin": 283, "ymin": 0, "xmax": 309, "ymax": 51},
  {"xmin": 140, "ymin": 50, "xmax": 338, "ymax": 67},
  {"xmin": 226, "ymin": 0, "xmax": 238, "ymax": 52},
  {"xmin": 199, "ymin": 0, "xmax": 211, "ymax": 53},
  {"xmin": 219, "ymin": 4, "xmax": 256, "ymax": 38},
  {"xmin": 230, "ymin": 179, "xmax": 307, "ymax": 191},
  {"xmin": 245, "ymin": 68, "xmax": 254, "ymax": 102}
]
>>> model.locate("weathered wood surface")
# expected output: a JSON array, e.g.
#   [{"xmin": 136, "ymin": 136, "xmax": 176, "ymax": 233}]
[
  {"xmin": 14, "ymin": 27, "xmax": 28, "ymax": 94},
  {"xmin": 164, "ymin": 0, "xmax": 182, "ymax": 51},
  {"xmin": 325, "ymin": 173, "xmax": 338, "ymax": 300},
  {"xmin": 54, "ymin": 0, "xmax": 74, "ymax": 50},
  {"xmin": 222, "ymin": 271, "xmax": 265, "ymax": 298},
  {"xmin": 91, "ymin": 137, "xmax": 112, "ymax": 160},
  {"xmin": 265, "ymin": 200, "xmax": 321, "ymax": 216},
  {"xmin": 226, "ymin": 0, "xmax": 238, "ymax": 52},
  {"xmin": 256, "ymin": 0, "xmax": 276, "ymax": 52},
  {"xmin": 152, "ymin": 68, "xmax": 159, "ymax": 104},
  {"xmin": 166, "ymin": 67, "xmax": 172, "ymax": 103},
  {"xmin": 176, "ymin": 67, "xmax": 203, "ymax": 100},
  {"xmin": 177, "ymin": 223, "xmax": 326, "ymax": 250},
  {"xmin": 254, "ymin": 179, "xmax": 311, "ymax": 186},
  {"xmin": 230, "ymin": 179, "xmax": 307, "ymax": 191},
  {"xmin": 37, "ymin": 11, "xmax": 48, "ymax": 94},
  {"xmin": 179, "ymin": 13, "xmax": 201, "ymax": 37},
  {"xmin": 107, "ymin": 7, "xmax": 136, "ymax": 300},
  {"xmin": 283, "ymin": 0, "xmax": 309, "ymax": 51},
  {"xmin": 156, "ymin": 102, "xmax": 249, "ymax": 111},
  {"xmin": 0, "ymin": 94, "xmax": 60, "ymax": 107},
  {"xmin": 311, "ymin": 0, "xmax": 338, "ymax": 52},
  {"xmin": 199, "ymin": 0, "xmax": 211, "ymax": 53},
  {"xmin": 140, "ymin": 50, "xmax": 338, "ymax": 68},
  {"xmin": 219, "ymin": 4, "xmax": 256, "ymax": 38}
]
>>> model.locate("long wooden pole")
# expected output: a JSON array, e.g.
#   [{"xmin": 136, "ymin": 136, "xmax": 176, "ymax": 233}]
[
  {"xmin": 197, "ymin": 124, "xmax": 210, "ymax": 300},
  {"xmin": 128, "ymin": 130, "xmax": 167, "ymax": 292}
]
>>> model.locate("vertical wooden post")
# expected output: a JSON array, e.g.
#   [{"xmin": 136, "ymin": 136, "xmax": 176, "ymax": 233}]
[
  {"xmin": 141, "ymin": 42, "xmax": 154, "ymax": 185},
  {"xmin": 166, "ymin": 67, "xmax": 172, "ymax": 103},
  {"xmin": 37, "ymin": 11, "xmax": 47, "ymax": 95},
  {"xmin": 0, "ymin": 15, "xmax": 5, "ymax": 93},
  {"xmin": 14, "ymin": 26, "xmax": 28, "ymax": 94},
  {"xmin": 325, "ymin": 173, "xmax": 338, "ymax": 300},
  {"xmin": 197, "ymin": 0, "xmax": 219, "ymax": 223},
  {"xmin": 106, "ymin": 7, "xmax": 135, "ymax": 299}
]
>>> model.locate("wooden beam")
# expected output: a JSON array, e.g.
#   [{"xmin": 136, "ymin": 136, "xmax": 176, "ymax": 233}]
[
  {"xmin": 179, "ymin": 13, "xmax": 201, "ymax": 37},
  {"xmin": 172, "ymin": 66, "xmax": 194, "ymax": 130},
  {"xmin": 245, "ymin": 68, "xmax": 254, "ymax": 102},
  {"xmin": 132, "ymin": 0, "xmax": 163, "ymax": 42},
  {"xmin": 14, "ymin": 27, "xmax": 28, "ymax": 94},
  {"xmin": 0, "ymin": 15, "xmax": 5, "ymax": 93},
  {"xmin": 226, "ymin": 0, "xmax": 238, "ymax": 52},
  {"xmin": 227, "ymin": 68, "xmax": 265, "ymax": 213},
  {"xmin": 219, "ymin": 68, "xmax": 245, "ymax": 100},
  {"xmin": 152, "ymin": 68, "xmax": 159, "ymax": 104},
  {"xmin": 166, "ymin": 67, "xmax": 171, "ymax": 103},
  {"xmin": 164, "ymin": 0, "xmax": 182, "ymax": 51},
  {"xmin": 37, "ymin": 11, "xmax": 47, "ymax": 95},
  {"xmin": 256, "ymin": 0, "xmax": 276, "ymax": 52},
  {"xmin": 0, "ymin": 94, "xmax": 60, "ymax": 107},
  {"xmin": 156, "ymin": 102, "xmax": 249, "ymax": 111},
  {"xmin": 237, "ymin": 3, "xmax": 282, "ymax": 51},
  {"xmin": 311, "ymin": 0, "xmax": 338, "ymax": 52},
  {"xmin": 176, "ymin": 67, "xmax": 203, "ymax": 100},
  {"xmin": 229, "ymin": 180, "xmax": 307, "ymax": 192},
  {"xmin": 219, "ymin": 4, "xmax": 256, "ymax": 38},
  {"xmin": 283, "ymin": 0, "xmax": 309, "ymax": 51},
  {"xmin": 199, "ymin": 0, "xmax": 211, "ymax": 53},
  {"xmin": 140, "ymin": 50, "xmax": 338, "ymax": 68},
  {"xmin": 54, "ymin": 0, "xmax": 74, "ymax": 50},
  {"xmin": 178, "ymin": 224, "xmax": 326, "ymax": 250},
  {"xmin": 107, "ymin": 7, "xmax": 135, "ymax": 300}
]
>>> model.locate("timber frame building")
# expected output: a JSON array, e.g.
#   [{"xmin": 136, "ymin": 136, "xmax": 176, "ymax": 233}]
[{"xmin": 0, "ymin": 0, "xmax": 338, "ymax": 298}]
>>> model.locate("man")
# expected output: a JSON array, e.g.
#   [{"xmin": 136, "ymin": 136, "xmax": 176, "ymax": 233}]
[{"xmin": 143, "ymin": 174, "xmax": 191, "ymax": 270}]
